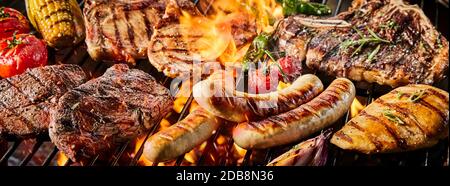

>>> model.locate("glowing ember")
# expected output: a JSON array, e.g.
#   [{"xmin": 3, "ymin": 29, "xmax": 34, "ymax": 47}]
[
  {"xmin": 56, "ymin": 152, "xmax": 68, "ymax": 166},
  {"xmin": 234, "ymin": 143, "xmax": 247, "ymax": 157}
]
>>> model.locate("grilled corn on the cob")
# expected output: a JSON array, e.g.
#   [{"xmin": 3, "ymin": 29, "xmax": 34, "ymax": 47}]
[{"xmin": 25, "ymin": 0, "xmax": 85, "ymax": 48}]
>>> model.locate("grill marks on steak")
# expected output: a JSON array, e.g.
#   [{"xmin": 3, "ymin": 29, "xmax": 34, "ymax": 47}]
[
  {"xmin": 0, "ymin": 65, "xmax": 87, "ymax": 138},
  {"xmin": 277, "ymin": 0, "xmax": 449, "ymax": 87},
  {"xmin": 148, "ymin": 0, "xmax": 257, "ymax": 78},
  {"xmin": 84, "ymin": 0, "xmax": 167, "ymax": 64},
  {"xmin": 147, "ymin": 0, "xmax": 204, "ymax": 78},
  {"xmin": 49, "ymin": 64, "xmax": 173, "ymax": 162}
]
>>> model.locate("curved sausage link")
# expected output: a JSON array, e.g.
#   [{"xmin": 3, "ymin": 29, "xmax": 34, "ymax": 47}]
[
  {"xmin": 233, "ymin": 78, "xmax": 356, "ymax": 149},
  {"xmin": 143, "ymin": 107, "xmax": 221, "ymax": 162},
  {"xmin": 193, "ymin": 71, "xmax": 324, "ymax": 123}
]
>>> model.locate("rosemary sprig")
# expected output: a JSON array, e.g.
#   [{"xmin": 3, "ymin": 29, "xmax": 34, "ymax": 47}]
[
  {"xmin": 341, "ymin": 27, "xmax": 391, "ymax": 58},
  {"xmin": 380, "ymin": 20, "xmax": 398, "ymax": 30},
  {"xmin": 409, "ymin": 89, "xmax": 427, "ymax": 103},
  {"xmin": 0, "ymin": 7, "xmax": 10, "ymax": 18},
  {"xmin": 262, "ymin": 50, "xmax": 289, "ymax": 81},
  {"xmin": 383, "ymin": 110, "xmax": 405, "ymax": 125},
  {"xmin": 367, "ymin": 44, "xmax": 381, "ymax": 63}
]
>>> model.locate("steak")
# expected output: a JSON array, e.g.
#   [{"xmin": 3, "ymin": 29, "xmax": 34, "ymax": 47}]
[
  {"xmin": 275, "ymin": 0, "xmax": 449, "ymax": 87},
  {"xmin": 84, "ymin": 0, "xmax": 167, "ymax": 64},
  {"xmin": 148, "ymin": 0, "xmax": 257, "ymax": 78},
  {"xmin": 49, "ymin": 64, "xmax": 173, "ymax": 162},
  {"xmin": 0, "ymin": 65, "xmax": 87, "ymax": 138}
]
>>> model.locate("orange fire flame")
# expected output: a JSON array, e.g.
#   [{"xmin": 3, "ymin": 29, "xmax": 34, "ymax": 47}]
[
  {"xmin": 56, "ymin": 152, "xmax": 68, "ymax": 166},
  {"xmin": 136, "ymin": 0, "xmax": 283, "ymax": 166},
  {"xmin": 180, "ymin": 0, "xmax": 283, "ymax": 66}
]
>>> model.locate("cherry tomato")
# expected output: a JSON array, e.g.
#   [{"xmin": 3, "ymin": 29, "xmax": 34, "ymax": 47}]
[
  {"xmin": 0, "ymin": 34, "xmax": 48, "ymax": 78},
  {"xmin": 0, "ymin": 7, "xmax": 30, "ymax": 39},
  {"xmin": 277, "ymin": 56, "xmax": 302, "ymax": 81},
  {"xmin": 248, "ymin": 67, "xmax": 280, "ymax": 94}
]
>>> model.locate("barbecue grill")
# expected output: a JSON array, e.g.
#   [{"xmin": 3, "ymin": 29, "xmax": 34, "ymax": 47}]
[{"xmin": 0, "ymin": 0, "xmax": 448, "ymax": 166}]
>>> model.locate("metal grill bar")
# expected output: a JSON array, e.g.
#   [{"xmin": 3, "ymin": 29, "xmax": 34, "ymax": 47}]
[
  {"xmin": 0, "ymin": 141, "xmax": 21, "ymax": 165},
  {"xmin": 20, "ymin": 140, "xmax": 43, "ymax": 166},
  {"xmin": 42, "ymin": 146, "xmax": 58, "ymax": 166}
]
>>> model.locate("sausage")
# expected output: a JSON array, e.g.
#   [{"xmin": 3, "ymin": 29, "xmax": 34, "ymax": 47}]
[
  {"xmin": 193, "ymin": 71, "xmax": 324, "ymax": 123},
  {"xmin": 143, "ymin": 107, "xmax": 221, "ymax": 162},
  {"xmin": 233, "ymin": 78, "xmax": 355, "ymax": 149}
]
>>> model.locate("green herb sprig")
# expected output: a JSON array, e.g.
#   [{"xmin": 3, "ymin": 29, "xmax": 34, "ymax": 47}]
[
  {"xmin": 383, "ymin": 110, "xmax": 405, "ymax": 125},
  {"xmin": 6, "ymin": 32, "xmax": 24, "ymax": 49},
  {"xmin": 380, "ymin": 20, "xmax": 398, "ymax": 30},
  {"xmin": 281, "ymin": 0, "xmax": 332, "ymax": 16},
  {"xmin": 396, "ymin": 91, "xmax": 405, "ymax": 100},
  {"xmin": 409, "ymin": 90, "xmax": 427, "ymax": 103},
  {"xmin": 341, "ymin": 27, "xmax": 391, "ymax": 61}
]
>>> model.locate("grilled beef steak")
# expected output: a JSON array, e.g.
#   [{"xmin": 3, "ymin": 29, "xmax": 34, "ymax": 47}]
[
  {"xmin": 275, "ymin": 0, "xmax": 449, "ymax": 87},
  {"xmin": 0, "ymin": 65, "xmax": 87, "ymax": 138},
  {"xmin": 148, "ymin": 0, "xmax": 257, "ymax": 78},
  {"xmin": 49, "ymin": 64, "xmax": 173, "ymax": 162},
  {"xmin": 84, "ymin": 0, "xmax": 167, "ymax": 64}
]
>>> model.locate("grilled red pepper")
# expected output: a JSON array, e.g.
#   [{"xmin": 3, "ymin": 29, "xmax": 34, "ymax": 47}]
[
  {"xmin": 0, "ymin": 7, "xmax": 30, "ymax": 39},
  {"xmin": 0, "ymin": 33, "xmax": 48, "ymax": 78}
]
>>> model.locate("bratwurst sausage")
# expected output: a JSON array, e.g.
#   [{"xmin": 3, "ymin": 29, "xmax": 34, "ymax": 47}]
[
  {"xmin": 233, "ymin": 78, "xmax": 355, "ymax": 149},
  {"xmin": 143, "ymin": 107, "xmax": 221, "ymax": 162},
  {"xmin": 193, "ymin": 71, "xmax": 324, "ymax": 123}
]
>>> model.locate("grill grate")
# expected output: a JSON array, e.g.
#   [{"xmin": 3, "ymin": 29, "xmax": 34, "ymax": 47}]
[{"xmin": 0, "ymin": 0, "xmax": 448, "ymax": 166}]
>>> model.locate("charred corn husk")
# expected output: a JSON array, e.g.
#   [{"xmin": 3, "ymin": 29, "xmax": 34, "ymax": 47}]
[{"xmin": 25, "ymin": 0, "xmax": 85, "ymax": 48}]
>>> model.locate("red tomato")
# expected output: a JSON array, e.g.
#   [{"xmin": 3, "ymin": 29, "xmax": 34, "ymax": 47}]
[
  {"xmin": 278, "ymin": 56, "xmax": 295, "ymax": 75},
  {"xmin": 0, "ymin": 34, "xmax": 48, "ymax": 78},
  {"xmin": 277, "ymin": 56, "xmax": 302, "ymax": 81},
  {"xmin": 0, "ymin": 7, "xmax": 30, "ymax": 39},
  {"xmin": 248, "ymin": 67, "xmax": 280, "ymax": 94}
]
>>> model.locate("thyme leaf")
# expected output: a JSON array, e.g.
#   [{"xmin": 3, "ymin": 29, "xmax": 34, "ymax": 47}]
[
  {"xmin": 396, "ymin": 91, "xmax": 405, "ymax": 100},
  {"xmin": 409, "ymin": 90, "xmax": 427, "ymax": 103},
  {"xmin": 367, "ymin": 44, "xmax": 381, "ymax": 63},
  {"xmin": 341, "ymin": 27, "xmax": 391, "ymax": 58},
  {"xmin": 383, "ymin": 110, "xmax": 405, "ymax": 125}
]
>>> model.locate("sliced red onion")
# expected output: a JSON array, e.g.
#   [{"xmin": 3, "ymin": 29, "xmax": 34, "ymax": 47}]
[{"xmin": 267, "ymin": 129, "xmax": 333, "ymax": 166}]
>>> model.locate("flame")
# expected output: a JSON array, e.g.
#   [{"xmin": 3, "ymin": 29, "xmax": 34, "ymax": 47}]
[
  {"xmin": 233, "ymin": 143, "xmax": 247, "ymax": 157},
  {"xmin": 133, "ymin": 137, "xmax": 154, "ymax": 166},
  {"xmin": 180, "ymin": 0, "xmax": 283, "ymax": 66},
  {"xmin": 350, "ymin": 97, "xmax": 366, "ymax": 118},
  {"xmin": 56, "ymin": 152, "xmax": 68, "ymax": 166},
  {"xmin": 277, "ymin": 81, "xmax": 291, "ymax": 91},
  {"xmin": 131, "ymin": 0, "xmax": 284, "ymax": 166},
  {"xmin": 173, "ymin": 80, "xmax": 193, "ymax": 113}
]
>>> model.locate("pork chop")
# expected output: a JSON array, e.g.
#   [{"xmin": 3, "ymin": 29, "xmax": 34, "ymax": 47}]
[{"xmin": 84, "ymin": 0, "xmax": 167, "ymax": 64}]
